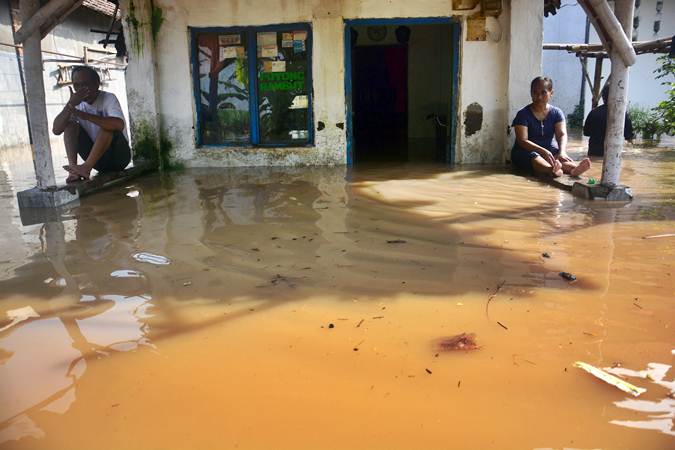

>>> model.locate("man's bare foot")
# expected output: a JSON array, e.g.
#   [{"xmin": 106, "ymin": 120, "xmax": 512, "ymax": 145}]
[
  {"xmin": 65, "ymin": 164, "xmax": 92, "ymax": 180},
  {"xmin": 570, "ymin": 158, "xmax": 592, "ymax": 177}
]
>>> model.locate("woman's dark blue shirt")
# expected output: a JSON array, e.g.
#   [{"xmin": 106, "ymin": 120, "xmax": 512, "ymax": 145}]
[{"xmin": 511, "ymin": 105, "xmax": 565, "ymax": 170}]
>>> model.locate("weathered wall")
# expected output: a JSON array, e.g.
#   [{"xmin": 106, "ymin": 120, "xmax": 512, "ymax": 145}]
[
  {"xmin": 147, "ymin": 0, "xmax": 537, "ymax": 167},
  {"xmin": 0, "ymin": 7, "xmax": 129, "ymax": 150},
  {"xmin": 506, "ymin": 0, "xmax": 543, "ymax": 161}
]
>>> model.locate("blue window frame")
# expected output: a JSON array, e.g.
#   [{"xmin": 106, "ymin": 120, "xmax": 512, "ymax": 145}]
[{"xmin": 190, "ymin": 23, "xmax": 314, "ymax": 148}]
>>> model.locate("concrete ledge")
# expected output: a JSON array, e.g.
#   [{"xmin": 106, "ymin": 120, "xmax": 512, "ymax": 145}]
[
  {"xmin": 17, "ymin": 164, "xmax": 153, "ymax": 225},
  {"xmin": 571, "ymin": 182, "xmax": 633, "ymax": 201},
  {"xmin": 60, "ymin": 163, "xmax": 151, "ymax": 198},
  {"xmin": 17, "ymin": 186, "xmax": 79, "ymax": 209}
]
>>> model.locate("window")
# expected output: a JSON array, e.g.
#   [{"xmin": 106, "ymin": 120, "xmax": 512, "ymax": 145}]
[{"xmin": 191, "ymin": 24, "xmax": 313, "ymax": 147}]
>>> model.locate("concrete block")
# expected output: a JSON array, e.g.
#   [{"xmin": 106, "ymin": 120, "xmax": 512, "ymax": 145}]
[
  {"xmin": 571, "ymin": 182, "xmax": 633, "ymax": 201},
  {"xmin": 606, "ymin": 185, "xmax": 633, "ymax": 201},
  {"xmin": 17, "ymin": 186, "xmax": 79, "ymax": 208}
]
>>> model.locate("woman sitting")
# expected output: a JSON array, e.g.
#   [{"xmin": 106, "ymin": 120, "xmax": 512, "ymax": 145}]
[{"xmin": 511, "ymin": 76, "xmax": 591, "ymax": 178}]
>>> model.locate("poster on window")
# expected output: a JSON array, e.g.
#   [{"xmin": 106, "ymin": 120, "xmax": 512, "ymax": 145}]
[
  {"xmin": 261, "ymin": 44, "xmax": 278, "ymax": 58},
  {"xmin": 220, "ymin": 46, "xmax": 244, "ymax": 60},
  {"xmin": 219, "ymin": 34, "xmax": 241, "ymax": 45},
  {"xmin": 257, "ymin": 32, "xmax": 277, "ymax": 47}
]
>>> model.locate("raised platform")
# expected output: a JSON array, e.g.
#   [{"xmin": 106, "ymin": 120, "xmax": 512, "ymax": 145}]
[
  {"xmin": 17, "ymin": 164, "xmax": 152, "ymax": 225},
  {"xmin": 540, "ymin": 174, "xmax": 633, "ymax": 201}
]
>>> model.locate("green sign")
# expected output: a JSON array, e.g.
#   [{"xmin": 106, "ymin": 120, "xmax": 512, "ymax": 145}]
[{"xmin": 259, "ymin": 71, "xmax": 305, "ymax": 91}]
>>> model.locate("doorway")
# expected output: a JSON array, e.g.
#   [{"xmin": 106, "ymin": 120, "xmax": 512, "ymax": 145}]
[{"xmin": 345, "ymin": 19, "xmax": 460, "ymax": 164}]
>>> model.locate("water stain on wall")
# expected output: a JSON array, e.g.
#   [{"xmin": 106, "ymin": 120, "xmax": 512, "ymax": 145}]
[{"xmin": 464, "ymin": 102, "xmax": 483, "ymax": 136}]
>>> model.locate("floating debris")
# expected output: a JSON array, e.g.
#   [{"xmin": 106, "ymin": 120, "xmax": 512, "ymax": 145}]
[
  {"xmin": 111, "ymin": 270, "xmax": 144, "ymax": 278},
  {"xmin": 1, "ymin": 306, "xmax": 39, "ymax": 332},
  {"xmin": 436, "ymin": 333, "xmax": 480, "ymax": 351},
  {"xmin": 560, "ymin": 272, "xmax": 577, "ymax": 282},
  {"xmin": 386, "ymin": 239, "xmax": 407, "ymax": 244},
  {"xmin": 126, "ymin": 190, "xmax": 140, "ymax": 198},
  {"xmin": 573, "ymin": 361, "xmax": 646, "ymax": 397},
  {"xmin": 643, "ymin": 233, "xmax": 675, "ymax": 239},
  {"xmin": 542, "ymin": 252, "xmax": 551, "ymax": 258},
  {"xmin": 132, "ymin": 252, "xmax": 171, "ymax": 266}
]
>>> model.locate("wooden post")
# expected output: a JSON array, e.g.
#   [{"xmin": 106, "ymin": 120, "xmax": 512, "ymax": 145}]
[
  {"xmin": 20, "ymin": 0, "xmax": 56, "ymax": 188},
  {"xmin": 591, "ymin": 55, "xmax": 604, "ymax": 108},
  {"xmin": 601, "ymin": 0, "xmax": 634, "ymax": 187}
]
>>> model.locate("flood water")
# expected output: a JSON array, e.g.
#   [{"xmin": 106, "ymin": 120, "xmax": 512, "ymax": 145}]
[{"xmin": 0, "ymin": 141, "xmax": 673, "ymax": 450}]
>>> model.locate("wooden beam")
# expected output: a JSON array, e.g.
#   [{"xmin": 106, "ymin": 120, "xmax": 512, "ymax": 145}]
[
  {"xmin": 543, "ymin": 37, "xmax": 671, "ymax": 56},
  {"xmin": 20, "ymin": 0, "xmax": 56, "ymax": 188},
  {"xmin": 592, "ymin": 56, "xmax": 604, "ymax": 108},
  {"xmin": 39, "ymin": 0, "xmax": 84, "ymax": 40},
  {"xmin": 14, "ymin": 0, "xmax": 80, "ymax": 44},
  {"xmin": 579, "ymin": 0, "xmax": 636, "ymax": 67}
]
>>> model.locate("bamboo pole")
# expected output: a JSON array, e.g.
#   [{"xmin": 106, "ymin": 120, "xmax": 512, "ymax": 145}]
[
  {"xmin": 20, "ymin": 0, "xmax": 56, "ymax": 188},
  {"xmin": 592, "ymin": 56, "xmax": 604, "ymax": 108}
]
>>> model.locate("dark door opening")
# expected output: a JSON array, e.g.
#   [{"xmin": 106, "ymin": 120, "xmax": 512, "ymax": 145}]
[
  {"xmin": 352, "ymin": 45, "xmax": 408, "ymax": 162},
  {"xmin": 347, "ymin": 22, "xmax": 455, "ymax": 164}
]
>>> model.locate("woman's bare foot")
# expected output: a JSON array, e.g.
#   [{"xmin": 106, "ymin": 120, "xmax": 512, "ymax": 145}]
[
  {"xmin": 570, "ymin": 158, "xmax": 592, "ymax": 177},
  {"xmin": 551, "ymin": 159, "xmax": 563, "ymax": 177}
]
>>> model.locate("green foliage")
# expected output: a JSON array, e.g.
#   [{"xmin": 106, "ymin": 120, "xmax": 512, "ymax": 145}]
[
  {"xmin": 132, "ymin": 120, "xmax": 159, "ymax": 165},
  {"xmin": 567, "ymin": 103, "xmax": 584, "ymax": 129},
  {"xmin": 133, "ymin": 120, "xmax": 182, "ymax": 172},
  {"xmin": 652, "ymin": 55, "xmax": 675, "ymax": 136},
  {"xmin": 629, "ymin": 105, "xmax": 660, "ymax": 140}
]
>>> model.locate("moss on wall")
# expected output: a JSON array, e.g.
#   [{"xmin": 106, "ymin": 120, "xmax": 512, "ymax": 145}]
[
  {"xmin": 125, "ymin": 0, "xmax": 164, "ymax": 55},
  {"xmin": 131, "ymin": 120, "xmax": 183, "ymax": 172},
  {"xmin": 151, "ymin": 2, "xmax": 164, "ymax": 43}
]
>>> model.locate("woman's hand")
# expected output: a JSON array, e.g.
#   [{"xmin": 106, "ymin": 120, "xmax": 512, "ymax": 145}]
[
  {"xmin": 558, "ymin": 153, "xmax": 573, "ymax": 163},
  {"xmin": 539, "ymin": 149, "xmax": 557, "ymax": 167}
]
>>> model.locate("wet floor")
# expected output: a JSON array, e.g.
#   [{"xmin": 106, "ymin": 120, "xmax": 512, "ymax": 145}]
[{"xmin": 0, "ymin": 142, "xmax": 674, "ymax": 450}]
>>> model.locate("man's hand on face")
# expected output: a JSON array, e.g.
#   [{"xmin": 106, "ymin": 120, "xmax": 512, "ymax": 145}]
[{"xmin": 67, "ymin": 86, "xmax": 90, "ymax": 108}]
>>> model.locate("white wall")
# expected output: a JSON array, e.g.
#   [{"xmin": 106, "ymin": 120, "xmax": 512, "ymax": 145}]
[
  {"xmin": 542, "ymin": 5, "xmax": 588, "ymax": 116},
  {"xmin": 148, "ymin": 0, "xmax": 533, "ymax": 166},
  {"xmin": 543, "ymin": 0, "xmax": 674, "ymax": 120},
  {"xmin": 0, "ymin": 7, "xmax": 129, "ymax": 150}
]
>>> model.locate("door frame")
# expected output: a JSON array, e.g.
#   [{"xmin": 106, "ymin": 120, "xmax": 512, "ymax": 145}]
[{"xmin": 343, "ymin": 17, "xmax": 461, "ymax": 165}]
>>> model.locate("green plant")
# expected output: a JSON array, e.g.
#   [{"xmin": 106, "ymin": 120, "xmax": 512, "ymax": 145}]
[
  {"xmin": 629, "ymin": 105, "xmax": 660, "ymax": 140},
  {"xmin": 652, "ymin": 55, "xmax": 674, "ymax": 136},
  {"xmin": 567, "ymin": 103, "xmax": 584, "ymax": 129}
]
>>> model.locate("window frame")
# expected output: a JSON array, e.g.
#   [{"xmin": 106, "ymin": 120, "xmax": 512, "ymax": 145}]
[{"xmin": 190, "ymin": 23, "xmax": 314, "ymax": 148}]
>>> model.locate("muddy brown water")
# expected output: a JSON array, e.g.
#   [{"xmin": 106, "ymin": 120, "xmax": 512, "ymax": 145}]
[{"xmin": 0, "ymin": 143, "xmax": 673, "ymax": 450}]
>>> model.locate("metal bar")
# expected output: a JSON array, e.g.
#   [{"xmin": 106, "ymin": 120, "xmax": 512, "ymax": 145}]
[{"xmin": 102, "ymin": 3, "xmax": 120, "ymax": 49}]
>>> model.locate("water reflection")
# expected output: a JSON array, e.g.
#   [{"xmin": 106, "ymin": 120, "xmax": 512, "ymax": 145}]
[
  {"xmin": 0, "ymin": 192, "xmax": 152, "ymax": 445},
  {"xmin": 0, "ymin": 145, "xmax": 673, "ymax": 449}
]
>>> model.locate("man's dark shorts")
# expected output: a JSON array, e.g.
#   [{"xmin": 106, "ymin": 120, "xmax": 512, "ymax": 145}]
[{"xmin": 77, "ymin": 125, "xmax": 131, "ymax": 173}]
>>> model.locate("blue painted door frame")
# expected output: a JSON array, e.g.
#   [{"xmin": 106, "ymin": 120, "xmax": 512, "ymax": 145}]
[{"xmin": 343, "ymin": 17, "xmax": 461, "ymax": 165}]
